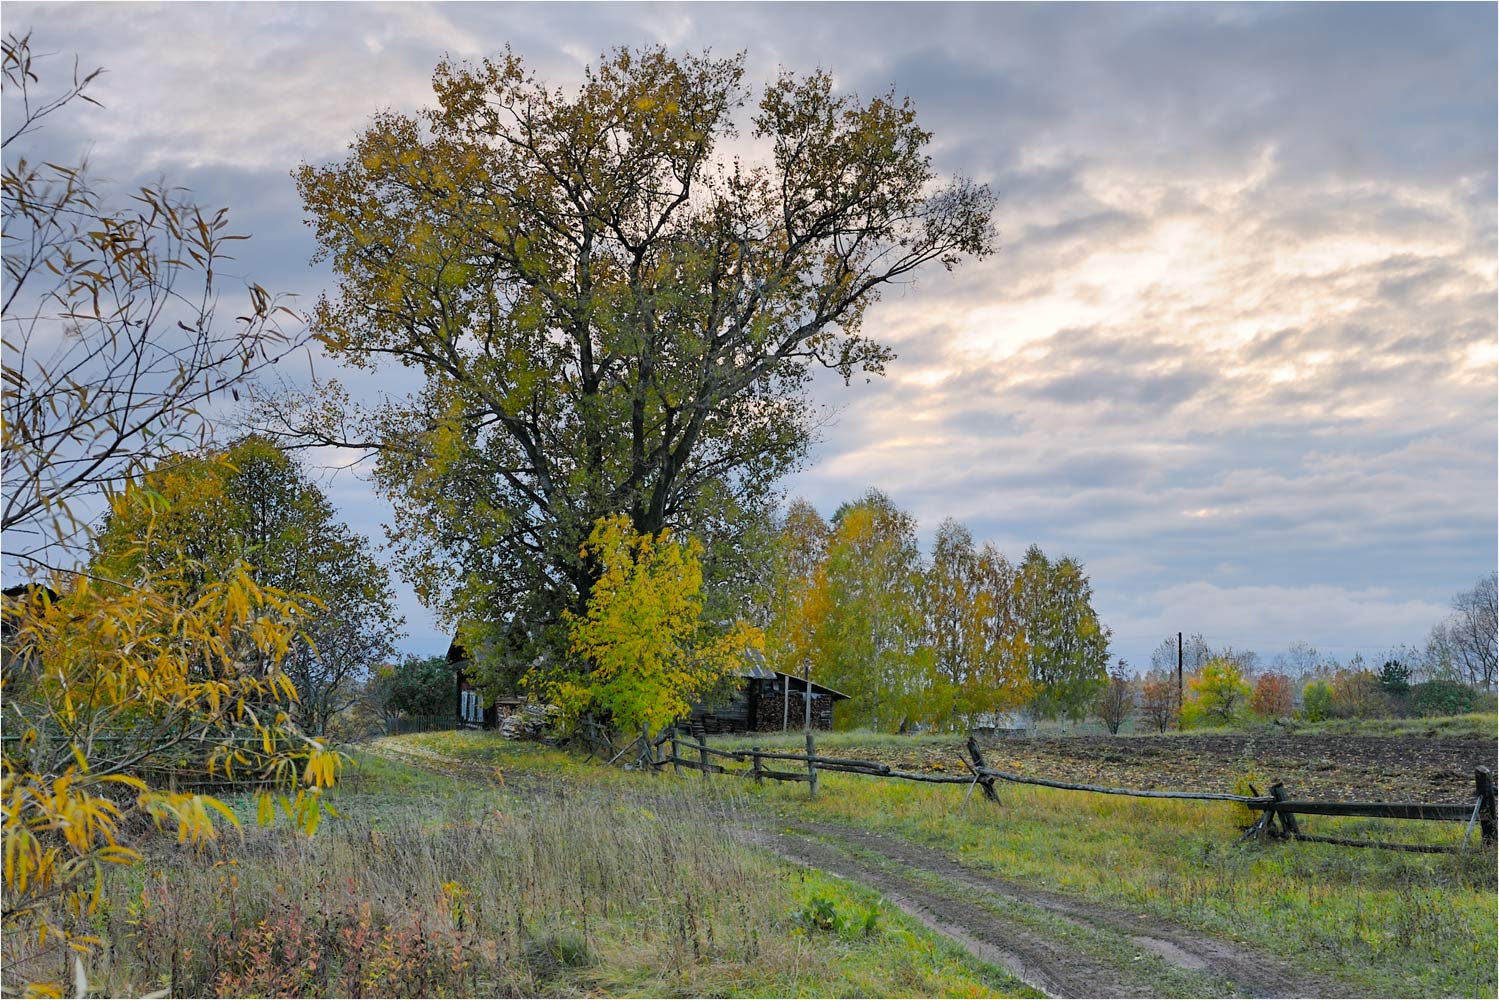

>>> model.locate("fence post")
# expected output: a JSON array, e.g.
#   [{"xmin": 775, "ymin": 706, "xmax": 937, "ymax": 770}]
[
  {"xmin": 697, "ymin": 731, "xmax": 709, "ymax": 778},
  {"xmin": 671, "ymin": 731, "xmax": 681, "ymax": 775},
  {"xmin": 965, "ymin": 735, "xmax": 999, "ymax": 803},
  {"xmin": 806, "ymin": 730, "xmax": 818, "ymax": 799},
  {"xmin": 1477, "ymin": 767, "xmax": 1496, "ymax": 848},
  {"xmin": 751, "ymin": 746, "xmax": 763, "ymax": 785},
  {"xmin": 1270, "ymin": 782, "xmax": 1300, "ymax": 837}
]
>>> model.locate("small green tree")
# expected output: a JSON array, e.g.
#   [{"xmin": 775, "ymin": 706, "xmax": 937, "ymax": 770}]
[
  {"xmin": 1182, "ymin": 658, "xmax": 1251, "ymax": 727},
  {"xmin": 1377, "ymin": 659, "xmax": 1411, "ymax": 695},
  {"xmin": 527, "ymin": 515, "xmax": 762, "ymax": 737},
  {"xmin": 1301, "ymin": 680, "xmax": 1334, "ymax": 722},
  {"xmin": 379, "ymin": 655, "xmax": 456, "ymax": 719}
]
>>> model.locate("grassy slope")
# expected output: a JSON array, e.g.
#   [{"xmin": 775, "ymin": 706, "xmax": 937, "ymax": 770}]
[
  {"xmin": 422, "ymin": 730, "xmax": 1499, "ymax": 999},
  {"xmin": 82, "ymin": 743, "xmax": 1033, "ymax": 999}
]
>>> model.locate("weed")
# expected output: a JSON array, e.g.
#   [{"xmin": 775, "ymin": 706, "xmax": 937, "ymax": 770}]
[{"xmin": 77, "ymin": 745, "xmax": 1018, "ymax": 998}]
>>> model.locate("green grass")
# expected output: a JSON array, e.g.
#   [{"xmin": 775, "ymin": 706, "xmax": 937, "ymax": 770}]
[
  {"xmin": 464, "ymin": 731, "xmax": 1497, "ymax": 998},
  {"xmin": 757, "ymin": 774, "xmax": 1497, "ymax": 997},
  {"xmin": 72, "ymin": 738, "xmax": 1026, "ymax": 998},
  {"xmin": 1271, "ymin": 712, "xmax": 1497, "ymax": 740}
]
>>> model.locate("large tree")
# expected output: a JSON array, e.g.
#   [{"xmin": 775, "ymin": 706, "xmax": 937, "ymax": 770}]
[
  {"xmin": 92, "ymin": 436, "xmax": 401, "ymax": 734},
  {"xmin": 275, "ymin": 47, "xmax": 994, "ymax": 657},
  {"xmin": 810, "ymin": 490, "xmax": 931, "ymax": 731},
  {"xmin": 1018, "ymin": 545, "xmax": 1111, "ymax": 722}
]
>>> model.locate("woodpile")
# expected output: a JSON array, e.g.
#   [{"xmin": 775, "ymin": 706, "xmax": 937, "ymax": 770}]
[{"xmin": 499, "ymin": 704, "xmax": 555, "ymax": 740}]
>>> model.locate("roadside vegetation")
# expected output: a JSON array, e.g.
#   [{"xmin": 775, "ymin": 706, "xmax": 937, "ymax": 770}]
[
  {"xmin": 404, "ymin": 731, "xmax": 1499, "ymax": 999},
  {"xmin": 64, "ymin": 749, "xmax": 1030, "ymax": 999}
]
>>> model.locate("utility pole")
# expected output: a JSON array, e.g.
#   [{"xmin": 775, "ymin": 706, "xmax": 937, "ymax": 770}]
[{"xmin": 1177, "ymin": 631, "xmax": 1184, "ymax": 724}]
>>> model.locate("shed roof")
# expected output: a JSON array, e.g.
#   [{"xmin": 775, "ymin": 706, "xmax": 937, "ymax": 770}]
[{"xmin": 739, "ymin": 663, "xmax": 850, "ymax": 701}]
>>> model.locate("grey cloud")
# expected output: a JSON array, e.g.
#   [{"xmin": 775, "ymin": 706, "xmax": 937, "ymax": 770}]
[{"xmin": 5, "ymin": 1, "xmax": 1492, "ymax": 671}]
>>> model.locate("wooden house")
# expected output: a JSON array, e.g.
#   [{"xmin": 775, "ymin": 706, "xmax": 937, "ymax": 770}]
[
  {"xmin": 446, "ymin": 633, "xmax": 849, "ymax": 735},
  {"xmin": 687, "ymin": 663, "xmax": 849, "ymax": 734},
  {"xmin": 448, "ymin": 639, "xmax": 526, "ymax": 729}
]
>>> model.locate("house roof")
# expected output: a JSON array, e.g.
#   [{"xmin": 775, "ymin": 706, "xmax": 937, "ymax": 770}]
[{"xmin": 739, "ymin": 663, "xmax": 850, "ymax": 701}]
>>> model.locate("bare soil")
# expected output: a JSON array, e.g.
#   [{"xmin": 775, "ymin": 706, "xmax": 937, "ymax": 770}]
[{"xmin": 824, "ymin": 732, "xmax": 1497, "ymax": 802}]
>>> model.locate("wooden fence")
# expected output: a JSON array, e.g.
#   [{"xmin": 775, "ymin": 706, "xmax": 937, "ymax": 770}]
[
  {"xmin": 387, "ymin": 714, "xmax": 460, "ymax": 735},
  {"xmin": 588, "ymin": 726, "xmax": 1497, "ymax": 855}
]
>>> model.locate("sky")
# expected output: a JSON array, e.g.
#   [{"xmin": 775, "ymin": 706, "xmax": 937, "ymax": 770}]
[{"xmin": 4, "ymin": 2, "xmax": 1495, "ymax": 671}]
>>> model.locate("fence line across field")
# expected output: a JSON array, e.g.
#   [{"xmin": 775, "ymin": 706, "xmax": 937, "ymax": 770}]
[{"xmin": 619, "ymin": 727, "xmax": 1497, "ymax": 855}]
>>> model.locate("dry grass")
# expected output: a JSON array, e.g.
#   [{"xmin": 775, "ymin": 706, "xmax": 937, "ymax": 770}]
[{"xmin": 55, "ymin": 750, "xmax": 1026, "ymax": 998}]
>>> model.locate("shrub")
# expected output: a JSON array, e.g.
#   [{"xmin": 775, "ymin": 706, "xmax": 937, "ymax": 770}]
[
  {"xmin": 1140, "ymin": 671, "xmax": 1178, "ymax": 732},
  {"xmin": 1330, "ymin": 669, "xmax": 1385, "ymax": 719},
  {"xmin": 1251, "ymin": 672, "xmax": 1294, "ymax": 718},
  {"xmin": 1301, "ymin": 680, "xmax": 1334, "ymax": 722},
  {"xmin": 1409, "ymin": 679, "xmax": 1478, "ymax": 717},
  {"xmin": 793, "ymin": 894, "xmax": 881, "ymax": 939},
  {"xmin": 1182, "ymin": 658, "xmax": 1251, "ymax": 727}
]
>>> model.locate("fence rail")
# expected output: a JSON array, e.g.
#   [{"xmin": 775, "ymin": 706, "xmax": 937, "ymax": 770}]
[{"xmin": 606, "ymin": 727, "xmax": 1497, "ymax": 855}]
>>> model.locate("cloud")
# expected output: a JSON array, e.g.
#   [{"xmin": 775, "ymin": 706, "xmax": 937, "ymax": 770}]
[
  {"xmin": 1109, "ymin": 580, "xmax": 1452, "ymax": 661},
  {"xmin": 4, "ymin": 2, "xmax": 1492, "ymax": 668}
]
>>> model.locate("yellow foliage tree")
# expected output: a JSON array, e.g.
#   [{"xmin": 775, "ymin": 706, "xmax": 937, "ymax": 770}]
[
  {"xmin": 1182, "ymin": 658, "xmax": 1252, "ymax": 727},
  {"xmin": 2, "ymin": 550, "xmax": 341, "ymax": 988},
  {"xmin": 0, "ymin": 33, "xmax": 333, "ymax": 993},
  {"xmin": 527, "ymin": 515, "xmax": 762, "ymax": 738}
]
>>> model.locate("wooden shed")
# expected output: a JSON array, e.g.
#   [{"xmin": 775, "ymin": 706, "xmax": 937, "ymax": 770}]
[
  {"xmin": 687, "ymin": 664, "xmax": 849, "ymax": 734},
  {"xmin": 448, "ymin": 638, "xmax": 527, "ymax": 730}
]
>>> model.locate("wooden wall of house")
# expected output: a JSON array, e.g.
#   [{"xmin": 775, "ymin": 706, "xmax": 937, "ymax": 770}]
[{"xmin": 688, "ymin": 687, "xmax": 753, "ymax": 733}]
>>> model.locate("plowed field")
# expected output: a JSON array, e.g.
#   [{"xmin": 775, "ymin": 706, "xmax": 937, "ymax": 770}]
[{"xmin": 812, "ymin": 732, "xmax": 1497, "ymax": 802}]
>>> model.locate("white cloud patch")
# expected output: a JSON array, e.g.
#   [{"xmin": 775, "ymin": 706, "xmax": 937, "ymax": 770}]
[{"xmin": 1109, "ymin": 581, "xmax": 1451, "ymax": 661}]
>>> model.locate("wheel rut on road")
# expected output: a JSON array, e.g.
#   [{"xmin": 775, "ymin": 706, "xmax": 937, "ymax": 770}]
[{"xmin": 757, "ymin": 821, "xmax": 1354, "ymax": 999}]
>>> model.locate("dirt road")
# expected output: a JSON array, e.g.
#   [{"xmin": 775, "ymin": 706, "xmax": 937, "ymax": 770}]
[
  {"xmin": 365, "ymin": 738, "xmax": 1356, "ymax": 999},
  {"xmin": 756, "ymin": 822, "xmax": 1351, "ymax": 998}
]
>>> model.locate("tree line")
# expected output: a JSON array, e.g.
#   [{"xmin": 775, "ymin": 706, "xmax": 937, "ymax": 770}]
[
  {"xmin": 749, "ymin": 490, "xmax": 1111, "ymax": 732},
  {"xmin": 1105, "ymin": 578, "xmax": 1498, "ymax": 734}
]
